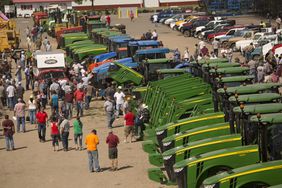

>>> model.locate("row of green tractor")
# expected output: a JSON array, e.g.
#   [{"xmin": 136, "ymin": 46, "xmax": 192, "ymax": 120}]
[
  {"xmin": 48, "ymin": 10, "xmax": 282, "ymax": 188},
  {"xmin": 130, "ymin": 57, "xmax": 282, "ymax": 188}
]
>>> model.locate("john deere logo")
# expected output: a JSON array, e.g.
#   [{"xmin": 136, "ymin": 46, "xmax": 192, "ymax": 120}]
[{"xmin": 45, "ymin": 59, "xmax": 57, "ymax": 64}]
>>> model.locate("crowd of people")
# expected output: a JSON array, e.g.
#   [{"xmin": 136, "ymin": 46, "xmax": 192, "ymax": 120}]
[{"xmin": 1, "ymin": 46, "xmax": 151, "ymax": 173}]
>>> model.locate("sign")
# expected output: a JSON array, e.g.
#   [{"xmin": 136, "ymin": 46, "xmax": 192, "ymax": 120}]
[{"xmin": 35, "ymin": 52, "xmax": 65, "ymax": 69}]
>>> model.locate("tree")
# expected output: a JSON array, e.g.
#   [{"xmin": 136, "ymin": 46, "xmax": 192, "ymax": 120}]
[
  {"xmin": 74, "ymin": 0, "xmax": 83, "ymax": 4},
  {"xmin": 91, "ymin": 0, "xmax": 94, "ymax": 7},
  {"xmin": 0, "ymin": 0, "xmax": 12, "ymax": 12}
]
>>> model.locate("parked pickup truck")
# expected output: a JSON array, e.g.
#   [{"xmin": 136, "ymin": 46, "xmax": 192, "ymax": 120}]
[
  {"xmin": 226, "ymin": 30, "xmax": 255, "ymax": 51},
  {"xmin": 207, "ymin": 25, "xmax": 245, "ymax": 42},
  {"xmin": 235, "ymin": 32, "xmax": 276, "ymax": 52},
  {"xmin": 214, "ymin": 28, "xmax": 246, "ymax": 45}
]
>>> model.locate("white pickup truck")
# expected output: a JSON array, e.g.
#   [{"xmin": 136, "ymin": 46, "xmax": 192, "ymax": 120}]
[{"xmin": 236, "ymin": 32, "xmax": 277, "ymax": 53}]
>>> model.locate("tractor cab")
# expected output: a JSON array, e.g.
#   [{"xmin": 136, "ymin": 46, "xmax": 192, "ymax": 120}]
[
  {"xmin": 216, "ymin": 83, "xmax": 282, "ymax": 119},
  {"xmin": 127, "ymin": 40, "xmax": 160, "ymax": 57},
  {"xmin": 108, "ymin": 36, "xmax": 132, "ymax": 58},
  {"xmin": 201, "ymin": 114, "xmax": 282, "ymax": 188},
  {"xmin": 60, "ymin": 32, "xmax": 88, "ymax": 49},
  {"xmin": 202, "ymin": 62, "xmax": 240, "ymax": 83},
  {"xmin": 134, "ymin": 48, "xmax": 172, "ymax": 82},
  {"xmin": 91, "ymin": 28, "xmax": 109, "ymax": 42},
  {"xmin": 212, "ymin": 75, "xmax": 255, "ymax": 114},
  {"xmin": 233, "ymin": 103, "xmax": 282, "ymax": 146},
  {"xmin": 72, "ymin": 44, "xmax": 107, "ymax": 62},
  {"xmin": 227, "ymin": 93, "xmax": 281, "ymax": 133},
  {"xmin": 86, "ymin": 16, "xmax": 106, "ymax": 34},
  {"xmin": 190, "ymin": 58, "xmax": 228, "ymax": 77}
]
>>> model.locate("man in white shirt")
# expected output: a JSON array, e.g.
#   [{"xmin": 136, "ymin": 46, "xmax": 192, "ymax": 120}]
[
  {"xmin": 72, "ymin": 62, "xmax": 83, "ymax": 75},
  {"xmin": 49, "ymin": 80, "xmax": 60, "ymax": 94},
  {"xmin": 113, "ymin": 86, "xmax": 125, "ymax": 118},
  {"xmin": 153, "ymin": 14, "xmax": 158, "ymax": 27},
  {"xmin": 6, "ymin": 83, "xmax": 16, "ymax": 110}
]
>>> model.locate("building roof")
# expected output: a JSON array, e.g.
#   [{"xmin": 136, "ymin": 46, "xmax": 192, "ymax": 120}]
[{"xmin": 13, "ymin": 0, "xmax": 71, "ymax": 3}]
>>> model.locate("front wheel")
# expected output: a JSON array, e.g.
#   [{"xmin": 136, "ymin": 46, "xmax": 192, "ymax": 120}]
[{"xmin": 184, "ymin": 30, "xmax": 191, "ymax": 37}]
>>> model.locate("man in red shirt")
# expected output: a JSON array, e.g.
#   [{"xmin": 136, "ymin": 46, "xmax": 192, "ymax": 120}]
[
  {"xmin": 124, "ymin": 108, "xmax": 135, "ymax": 143},
  {"xmin": 74, "ymin": 88, "xmax": 85, "ymax": 117},
  {"xmin": 106, "ymin": 130, "xmax": 119, "ymax": 171},
  {"xmin": 36, "ymin": 107, "xmax": 48, "ymax": 142}
]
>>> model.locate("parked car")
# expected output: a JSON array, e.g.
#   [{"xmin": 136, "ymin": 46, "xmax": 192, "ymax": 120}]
[
  {"xmin": 194, "ymin": 19, "xmax": 235, "ymax": 37},
  {"xmin": 164, "ymin": 14, "xmax": 188, "ymax": 25},
  {"xmin": 214, "ymin": 28, "xmax": 246, "ymax": 45},
  {"xmin": 182, "ymin": 19, "xmax": 210, "ymax": 37}
]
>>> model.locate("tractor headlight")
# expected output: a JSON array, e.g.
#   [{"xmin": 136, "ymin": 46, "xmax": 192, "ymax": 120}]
[
  {"xmin": 163, "ymin": 141, "xmax": 172, "ymax": 147},
  {"xmin": 204, "ymin": 184, "xmax": 216, "ymax": 188},
  {"xmin": 163, "ymin": 155, "xmax": 172, "ymax": 161},
  {"xmin": 174, "ymin": 167, "xmax": 184, "ymax": 173},
  {"xmin": 156, "ymin": 130, "xmax": 164, "ymax": 135}
]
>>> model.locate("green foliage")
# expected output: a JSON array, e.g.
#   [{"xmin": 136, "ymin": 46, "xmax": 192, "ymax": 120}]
[{"xmin": 74, "ymin": 0, "xmax": 83, "ymax": 4}]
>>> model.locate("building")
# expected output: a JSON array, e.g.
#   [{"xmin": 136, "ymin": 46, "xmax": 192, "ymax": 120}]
[
  {"xmin": 12, "ymin": 0, "xmax": 72, "ymax": 17},
  {"xmin": 72, "ymin": 0, "xmax": 200, "ymax": 10}
]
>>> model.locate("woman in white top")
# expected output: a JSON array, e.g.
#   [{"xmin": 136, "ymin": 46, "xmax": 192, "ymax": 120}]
[{"xmin": 28, "ymin": 95, "xmax": 37, "ymax": 125}]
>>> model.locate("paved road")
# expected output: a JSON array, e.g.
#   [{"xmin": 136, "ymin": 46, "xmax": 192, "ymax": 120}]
[{"xmin": 0, "ymin": 13, "xmax": 262, "ymax": 188}]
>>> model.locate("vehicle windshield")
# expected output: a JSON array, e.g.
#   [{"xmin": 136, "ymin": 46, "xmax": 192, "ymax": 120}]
[
  {"xmin": 243, "ymin": 32, "xmax": 252, "ymax": 38},
  {"xmin": 234, "ymin": 30, "xmax": 243, "ymax": 37},
  {"xmin": 214, "ymin": 26, "xmax": 222, "ymax": 32},
  {"xmin": 226, "ymin": 30, "xmax": 235, "ymax": 35},
  {"xmin": 205, "ymin": 22, "xmax": 214, "ymax": 28},
  {"xmin": 253, "ymin": 34, "xmax": 262, "ymax": 40},
  {"xmin": 41, "ymin": 71, "xmax": 66, "ymax": 80},
  {"xmin": 149, "ymin": 63, "xmax": 170, "ymax": 74},
  {"xmin": 268, "ymin": 123, "xmax": 282, "ymax": 160},
  {"xmin": 134, "ymin": 53, "xmax": 166, "ymax": 62}
]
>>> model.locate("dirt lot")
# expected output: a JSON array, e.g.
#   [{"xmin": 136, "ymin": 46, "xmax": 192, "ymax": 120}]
[{"xmin": 0, "ymin": 13, "xmax": 262, "ymax": 188}]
